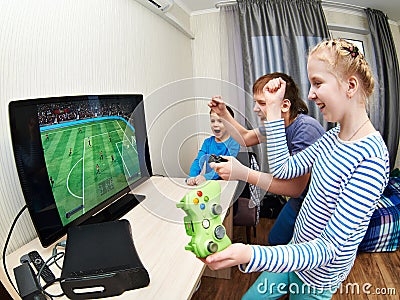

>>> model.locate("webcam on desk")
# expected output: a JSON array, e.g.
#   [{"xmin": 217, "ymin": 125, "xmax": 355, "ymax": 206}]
[{"xmin": 176, "ymin": 180, "xmax": 231, "ymax": 258}]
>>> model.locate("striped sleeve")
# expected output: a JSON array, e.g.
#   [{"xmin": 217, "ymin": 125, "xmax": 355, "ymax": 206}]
[
  {"xmin": 239, "ymin": 156, "xmax": 389, "ymax": 274},
  {"xmin": 265, "ymin": 119, "xmax": 319, "ymax": 179}
]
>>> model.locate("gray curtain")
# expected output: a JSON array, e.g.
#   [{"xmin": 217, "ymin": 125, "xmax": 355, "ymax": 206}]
[
  {"xmin": 365, "ymin": 8, "xmax": 400, "ymax": 170},
  {"xmin": 237, "ymin": 0, "xmax": 331, "ymax": 170}
]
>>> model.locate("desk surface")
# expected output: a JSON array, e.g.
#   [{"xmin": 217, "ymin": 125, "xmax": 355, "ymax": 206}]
[{"xmin": 1, "ymin": 177, "xmax": 238, "ymax": 299}]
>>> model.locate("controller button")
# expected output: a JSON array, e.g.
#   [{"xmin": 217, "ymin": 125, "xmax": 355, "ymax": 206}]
[
  {"xmin": 214, "ymin": 225, "xmax": 226, "ymax": 240},
  {"xmin": 212, "ymin": 204, "xmax": 222, "ymax": 215},
  {"xmin": 193, "ymin": 198, "xmax": 199, "ymax": 204},
  {"xmin": 197, "ymin": 191, "xmax": 203, "ymax": 197},
  {"xmin": 207, "ymin": 241, "xmax": 218, "ymax": 253},
  {"xmin": 202, "ymin": 219, "xmax": 210, "ymax": 229},
  {"xmin": 204, "ymin": 196, "xmax": 209, "ymax": 202},
  {"xmin": 200, "ymin": 203, "xmax": 206, "ymax": 210}
]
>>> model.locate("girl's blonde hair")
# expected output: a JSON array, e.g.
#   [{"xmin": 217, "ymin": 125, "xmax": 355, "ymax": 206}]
[{"xmin": 309, "ymin": 39, "xmax": 374, "ymax": 99}]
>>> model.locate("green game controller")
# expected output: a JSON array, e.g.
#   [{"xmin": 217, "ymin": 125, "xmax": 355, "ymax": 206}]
[{"xmin": 176, "ymin": 180, "xmax": 232, "ymax": 258}]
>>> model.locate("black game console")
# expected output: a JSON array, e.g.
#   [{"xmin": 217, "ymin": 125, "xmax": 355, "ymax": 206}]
[{"xmin": 60, "ymin": 220, "xmax": 150, "ymax": 299}]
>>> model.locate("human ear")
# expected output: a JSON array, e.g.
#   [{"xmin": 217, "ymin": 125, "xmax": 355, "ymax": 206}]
[
  {"xmin": 346, "ymin": 76, "xmax": 359, "ymax": 99},
  {"xmin": 281, "ymin": 99, "xmax": 291, "ymax": 113}
]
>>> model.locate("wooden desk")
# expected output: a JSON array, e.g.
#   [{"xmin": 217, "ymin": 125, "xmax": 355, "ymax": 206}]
[{"xmin": 1, "ymin": 177, "xmax": 238, "ymax": 299}]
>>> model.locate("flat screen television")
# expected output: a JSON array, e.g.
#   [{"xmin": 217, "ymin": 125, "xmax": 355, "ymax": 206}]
[{"xmin": 9, "ymin": 94, "xmax": 152, "ymax": 247}]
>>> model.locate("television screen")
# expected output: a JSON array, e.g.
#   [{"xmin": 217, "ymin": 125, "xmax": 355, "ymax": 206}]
[{"xmin": 9, "ymin": 94, "xmax": 152, "ymax": 247}]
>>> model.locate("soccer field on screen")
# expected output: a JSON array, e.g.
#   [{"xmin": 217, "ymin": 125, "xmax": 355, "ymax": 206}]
[{"xmin": 41, "ymin": 118, "xmax": 141, "ymax": 225}]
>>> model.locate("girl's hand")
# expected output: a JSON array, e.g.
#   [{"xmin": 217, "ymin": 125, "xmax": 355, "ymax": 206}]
[
  {"xmin": 200, "ymin": 243, "xmax": 252, "ymax": 270},
  {"xmin": 209, "ymin": 156, "xmax": 249, "ymax": 182},
  {"xmin": 263, "ymin": 78, "xmax": 287, "ymax": 121},
  {"xmin": 208, "ymin": 96, "xmax": 228, "ymax": 117},
  {"xmin": 264, "ymin": 77, "xmax": 287, "ymax": 102}
]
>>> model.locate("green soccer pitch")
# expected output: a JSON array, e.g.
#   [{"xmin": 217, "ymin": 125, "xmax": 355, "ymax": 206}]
[{"xmin": 41, "ymin": 118, "xmax": 141, "ymax": 226}]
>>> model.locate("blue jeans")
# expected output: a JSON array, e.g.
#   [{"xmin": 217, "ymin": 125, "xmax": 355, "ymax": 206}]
[
  {"xmin": 268, "ymin": 198, "xmax": 301, "ymax": 245},
  {"xmin": 242, "ymin": 271, "xmax": 335, "ymax": 300}
]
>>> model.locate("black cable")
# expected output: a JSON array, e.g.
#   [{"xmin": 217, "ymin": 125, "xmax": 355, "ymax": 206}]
[
  {"xmin": 51, "ymin": 241, "xmax": 66, "ymax": 270},
  {"xmin": 2, "ymin": 205, "xmax": 27, "ymax": 295},
  {"xmin": 37, "ymin": 252, "xmax": 65, "ymax": 298}
]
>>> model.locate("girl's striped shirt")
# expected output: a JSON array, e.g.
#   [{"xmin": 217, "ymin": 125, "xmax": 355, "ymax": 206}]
[{"xmin": 239, "ymin": 119, "xmax": 390, "ymax": 289}]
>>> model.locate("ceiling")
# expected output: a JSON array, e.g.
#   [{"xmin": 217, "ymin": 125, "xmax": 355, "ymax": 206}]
[{"xmin": 178, "ymin": 0, "xmax": 400, "ymax": 22}]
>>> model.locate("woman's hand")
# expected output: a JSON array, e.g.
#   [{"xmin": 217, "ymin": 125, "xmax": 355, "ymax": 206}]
[
  {"xmin": 199, "ymin": 243, "xmax": 252, "ymax": 270},
  {"xmin": 209, "ymin": 156, "xmax": 249, "ymax": 182}
]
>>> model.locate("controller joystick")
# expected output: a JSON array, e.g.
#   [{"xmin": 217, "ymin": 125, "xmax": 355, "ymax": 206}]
[
  {"xmin": 176, "ymin": 181, "xmax": 231, "ymax": 258},
  {"xmin": 208, "ymin": 154, "xmax": 228, "ymax": 164},
  {"xmin": 207, "ymin": 242, "xmax": 218, "ymax": 253},
  {"xmin": 212, "ymin": 204, "xmax": 222, "ymax": 215}
]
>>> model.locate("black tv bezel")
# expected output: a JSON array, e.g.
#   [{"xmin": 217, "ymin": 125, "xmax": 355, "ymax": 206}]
[{"xmin": 8, "ymin": 94, "xmax": 152, "ymax": 247}]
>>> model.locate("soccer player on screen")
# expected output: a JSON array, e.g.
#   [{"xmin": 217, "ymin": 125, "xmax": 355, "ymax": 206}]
[{"xmin": 49, "ymin": 176, "xmax": 54, "ymax": 188}]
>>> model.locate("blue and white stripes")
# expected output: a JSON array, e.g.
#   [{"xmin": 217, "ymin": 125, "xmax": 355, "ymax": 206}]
[{"xmin": 240, "ymin": 119, "xmax": 390, "ymax": 289}]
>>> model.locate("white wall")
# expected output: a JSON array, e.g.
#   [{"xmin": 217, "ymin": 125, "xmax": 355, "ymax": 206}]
[
  {"xmin": 191, "ymin": 11, "xmax": 248, "ymax": 144},
  {"xmin": 190, "ymin": 12, "xmax": 222, "ymax": 163},
  {"xmin": 0, "ymin": 0, "xmax": 194, "ymax": 253},
  {"xmin": 191, "ymin": 13, "xmax": 222, "ymax": 79}
]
